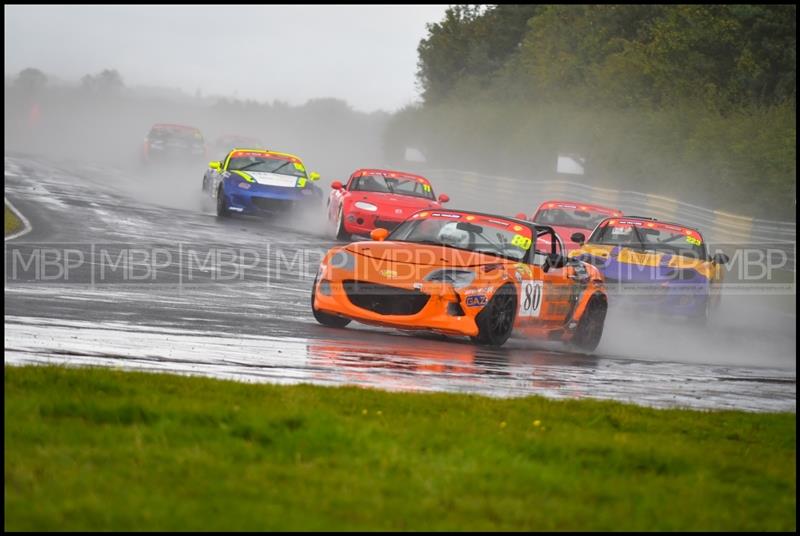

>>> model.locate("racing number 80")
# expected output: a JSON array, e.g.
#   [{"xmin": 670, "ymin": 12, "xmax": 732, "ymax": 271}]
[
  {"xmin": 519, "ymin": 280, "xmax": 543, "ymax": 317},
  {"xmin": 511, "ymin": 234, "xmax": 532, "ymax": 250}
]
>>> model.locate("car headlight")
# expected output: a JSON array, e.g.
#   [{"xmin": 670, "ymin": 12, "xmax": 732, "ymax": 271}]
[
  {"xmin": 424, "ymin": 269, "xmax": 475, "ymax": 288},
  {"xmin": 329, "ymin": 250, "xmax": 355, "ymax": 271},
  {"xmin": 238, "ymin": 182, "xmax": 252, "ymax": 190},
  {"xmin": 354, "ymin": 201, "xmax": 378, "ymax": 212}
]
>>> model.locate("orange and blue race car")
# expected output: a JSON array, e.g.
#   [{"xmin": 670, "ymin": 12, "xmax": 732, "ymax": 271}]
[
  {"xmin": 202, "ymin": 148, "xmax": 322, "ymax": 217},
  {"xmin": 311, "ymin": 209, "xmax": 609, "ymax": 351},
  {"xmin": 326, "ymin": 168, "xmax": 450, "ymax": 240},
  {"xmin": 569, "ymin": 216, "xmax": 729, "ymax": 323}
]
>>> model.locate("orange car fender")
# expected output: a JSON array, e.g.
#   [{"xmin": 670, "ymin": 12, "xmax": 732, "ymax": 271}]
[{"xmin": 481, "ymin": 267, "xmax": 519, "ymax": 301}]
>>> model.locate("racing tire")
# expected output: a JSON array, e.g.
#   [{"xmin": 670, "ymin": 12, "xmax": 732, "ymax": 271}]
[
  {"xmin": 216, "ymin": 185, "xmax": 230, "ymax": 218},
  {"xmin": 311, "ymin": 276, "xmax": 351, "ymax": 328},
  {"xmin": 471, "ymin": 284, "xmax": 517, "ymax": 347},
  {"xmin": 571, "ymin": 294, "xmax": 607, "ymax": 352},
  {"xmin": 692, "ymin": 295, "xmax": 712, "ymax": 327},
  {"xmin": 334, "ymin": 206, "xmax": 350, "ymax": 241}
]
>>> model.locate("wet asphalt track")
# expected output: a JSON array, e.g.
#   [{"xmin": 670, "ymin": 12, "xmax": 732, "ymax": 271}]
[{"xmin": 4, "ymin": 153, "xmax": 796, "ymax": 412}]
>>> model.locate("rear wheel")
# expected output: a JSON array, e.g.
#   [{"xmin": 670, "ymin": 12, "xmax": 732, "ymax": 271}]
[
  {"xmin": 335, "ymin": 205, "xmax": 350, "ymax": 241},
  {"xmin": 311, "ymin": 276, "xmax": 351, "ymax": 328},
  {"xmin": 216, "ymin": 185, "xmax": 229, "ymax": 218},
  {"xmin": 571, "ymin": 294, "xmax": 607, "ymax": 352},
  {"xmin": 471, "ymin": 284, "xmax": 517, "ymax": 347}
]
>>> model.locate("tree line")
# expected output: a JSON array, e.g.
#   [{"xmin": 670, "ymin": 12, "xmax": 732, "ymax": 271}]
[{"xmin": 386, "ymin": 4, "xmax": 796, "ymax": 219}]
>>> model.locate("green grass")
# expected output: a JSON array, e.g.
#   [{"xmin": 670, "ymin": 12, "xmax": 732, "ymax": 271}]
[
  {"xmin": 5, "ymin": 203, "xmax": 23, "ymax": 237},
  {"xmin": 4, "ymin": 365, "xmax": 796, "ymax": 531}
]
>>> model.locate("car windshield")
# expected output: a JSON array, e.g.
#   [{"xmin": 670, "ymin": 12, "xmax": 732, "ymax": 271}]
[
  {"xmin": 534, "ymin": 205, "xmax": 614, "ymax": 230},
  {"xmin": 588, "ymin": 219, "xmax": 708, "ymax": 260},
  {"xmin": 227, "ymin": 153, "xmax": 306, "ymax": 177},
  {"xmin": 389, "ymin": 212, "xmax": 533, "ymax": 262},
  {"xmin": 350, "ymin": 174, "xmax": 435, "ymax": 200}
]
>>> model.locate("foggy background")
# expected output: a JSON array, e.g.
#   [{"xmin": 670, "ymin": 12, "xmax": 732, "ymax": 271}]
[{"xmin": 4, "ymin": 5, "xmax": 449, "ymax": 182}]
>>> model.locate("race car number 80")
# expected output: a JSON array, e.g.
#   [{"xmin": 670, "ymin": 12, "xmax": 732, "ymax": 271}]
[{"xmin": 519, "ymin": 280, "xmax": 543, "ymax": 317}]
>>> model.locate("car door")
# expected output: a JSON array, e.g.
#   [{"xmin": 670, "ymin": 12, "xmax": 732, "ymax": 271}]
[{"xmin": 523, "ymin": 227, "xmax": 574, "ymax": 327}]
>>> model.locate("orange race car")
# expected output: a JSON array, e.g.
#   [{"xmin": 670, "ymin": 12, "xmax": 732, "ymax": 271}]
[{"xmin": 311, "ymin": 209, "xmax": 609, "ymax": 351}]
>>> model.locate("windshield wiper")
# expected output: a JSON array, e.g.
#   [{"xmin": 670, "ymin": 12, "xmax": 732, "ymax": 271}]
[
  {"xmin": 235, "ymin": 161, "xmax": 265, "ymax": 172},
  {"xmin": 269, "ymin": 161, "xmax": 292, "ymax": 175}
]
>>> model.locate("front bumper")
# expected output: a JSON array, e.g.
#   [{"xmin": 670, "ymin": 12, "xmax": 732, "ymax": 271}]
[
  {"xmin": 313, "ymin": 278, "xmax": 480, "ymax": 337},
  {"xmin": 223, "ymin": 182, "xmax": 317, "ymax": 215},
  {"xmin": 342, "ymin": 211, "xmax": 404, "ymax": 236},
  {"xmin": 603, "ymin": 278, "xmax": 710, "ymax": 316}
]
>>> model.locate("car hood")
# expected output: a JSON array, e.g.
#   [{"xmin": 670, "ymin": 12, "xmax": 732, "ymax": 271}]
[
  {"xmin": 345, "ymin": 240, "xmax": 513, "ymax": 267},
  {"xmin": 570, "ymin": 243, "xmax": 715, "ymax": 278},
  {"xmin": 231, "ymin": 170, "xmax": 300, "ymax": 188},
  {"xmin": 349, "ymin": 191, "xmax": 439, "ymax": 212}
]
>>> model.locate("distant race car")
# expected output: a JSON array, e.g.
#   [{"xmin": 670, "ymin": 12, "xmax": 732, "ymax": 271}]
[
  {"xmin": 141, "ymin": 123, "xmax": 207, "ymax": 165},
  {"xmin": 519, "ymin": 200, "xmax": 622, "ymax": 253},
  {"xmin": 312, "ymin": 209, "xmax": 608, "ymax": 351},
  {"xmin": 327, "ymin": 168, "xmax": 449, "ymax": 240},
  {"xmin": 212, "ymin": 134, "xmax": 264, "ymax": 155},
  {"xmin": 569, "ymin": 216, "xmax": 729, "ymax": 323},
  {"xmin": 202, "ymin": 148, "xmax": 322, "ymax": 217}
]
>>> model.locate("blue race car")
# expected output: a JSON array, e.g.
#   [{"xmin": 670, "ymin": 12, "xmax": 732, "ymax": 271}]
[
  {"xmin": 569, "ymin": 216, "xmax": 729, "ymax": 323},
  {"xmin": 202, "ymin": 148, "xmax": 322, "ymax": 217}
]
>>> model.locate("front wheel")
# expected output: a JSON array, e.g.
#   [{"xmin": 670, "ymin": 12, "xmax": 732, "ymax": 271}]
[
  {"xmin": 311, "ymin": 276, "xmax": 351, "ymax": 328},
  {"xmin": 334, "ymin": 205, "xmax": 350, "ymax": 241},
  {"xmin": 692, "ymin": 295, "xmax": 713, "ymax": 327},
  {"xmin": 571, "ymin": 294, "xmax": 607, "ymax": 352},
  {"xmin": 216, "ymin": 185, "xmax": 230, "ymax": 218},
  {"xmin": 471, "ymin": 284, "xmax": 517, "ymax": 347}
]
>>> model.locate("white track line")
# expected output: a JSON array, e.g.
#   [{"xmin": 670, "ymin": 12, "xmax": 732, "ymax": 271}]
[{"xmin": 4, "ymin": 197, "xmax": 32, "ymax": 241}]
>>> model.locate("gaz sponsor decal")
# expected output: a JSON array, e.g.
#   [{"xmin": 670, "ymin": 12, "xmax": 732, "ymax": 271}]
[
  {"xmin": 465, "ymin": 295, "xmax": 488, "ymax": 307},
  {"xmin": 519, "ymin": 280, "xmax": 543, "ymax": 317}
]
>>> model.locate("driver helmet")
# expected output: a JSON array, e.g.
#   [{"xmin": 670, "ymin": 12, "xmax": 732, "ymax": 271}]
[{"xmin": 437, "ymin": 222, "xmax": 470, "ymax": 248}]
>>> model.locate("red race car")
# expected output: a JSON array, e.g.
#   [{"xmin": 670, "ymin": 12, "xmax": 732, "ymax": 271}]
[
  {"xmin": 327, "ymin": 168, "xmax": 449, "ymax": 240},
  {"xmin": 518, "ymin": 200, "xmax": 623, "ymax": 252}
]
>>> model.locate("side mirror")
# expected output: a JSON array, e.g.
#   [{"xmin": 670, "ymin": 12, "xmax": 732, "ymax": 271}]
[
  {"xmin": 370, "ymin": 228, "xmax": 389, "ymax": 241},
  {"xmin": 438, "ymin": 193, "xmax": 450, "ymax": 203},
  {"xmin": 209, "ymin": 161, "xmax": 222, "ymax": 170},
  {"xmin": 713, "ymin": 253, "xmax": 730, "ymax": 265},
  {"xmin": 515, "ymin": 212, "xmax": 528, "ymax": 220},
  {"xmin": 331, "ymin": 180, "xmax": 343, "ymax": 190},
  {"xmin": 570, "ymin": 232, "xmax": 586, "ymax": 245},
  {"xmin": 309, "ymin": 171, "xmax": 321, "ymax": 181},
  {"xmin": 543, "ymin": 253, "xmax": 567, "ymax": 272}
]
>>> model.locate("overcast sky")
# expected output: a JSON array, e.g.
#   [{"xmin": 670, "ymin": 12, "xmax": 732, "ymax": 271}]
[{"xmin": 4, "ymin": 4, "xmax": 449, "ymax": 112}]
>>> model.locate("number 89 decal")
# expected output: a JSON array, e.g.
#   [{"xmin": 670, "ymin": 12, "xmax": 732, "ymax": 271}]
[{"xmin": 519, "ymin": 280, "xmax": 543, "ymax": 317}]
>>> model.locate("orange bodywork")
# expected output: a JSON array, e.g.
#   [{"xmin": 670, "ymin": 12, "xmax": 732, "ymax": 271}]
[{"xmin": 313, "ymin": 236, "xmax": 607, "ymax": 345}]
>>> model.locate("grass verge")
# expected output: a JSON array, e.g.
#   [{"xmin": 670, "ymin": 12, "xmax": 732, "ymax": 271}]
[
  {"xmin": 4, "ymin": 364, "xmax": 796, "ymax": 531},
  {"xmin": 5, "ymin": 203, "xmax": 23, "ymax": 237}
]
